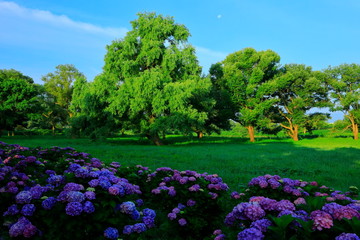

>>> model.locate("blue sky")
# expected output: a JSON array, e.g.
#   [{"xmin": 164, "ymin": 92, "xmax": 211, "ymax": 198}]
[{"xmin": 1, "ymin": 0, "xmax": 359, "ymax": 121}]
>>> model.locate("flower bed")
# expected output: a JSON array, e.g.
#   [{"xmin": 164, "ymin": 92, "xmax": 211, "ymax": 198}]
[{"xmin": 0, "ymin": 141, "xmax": 359, "ymax": 239}]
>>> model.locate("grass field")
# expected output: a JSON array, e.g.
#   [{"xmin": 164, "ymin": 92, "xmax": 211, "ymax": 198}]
[{"xmin": 1, "ymin": 133, "xmax": 359, "ymax": 193}]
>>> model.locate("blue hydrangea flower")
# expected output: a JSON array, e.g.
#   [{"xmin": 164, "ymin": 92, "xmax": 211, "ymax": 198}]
[
  {"xmin": 133, "ymin": 223, "xmax": 147, "ymax": 233},
  {"xmin": 104, "ymin": 227, "xmax": 119, "ymax": 239},
  {"xmin": 21, "ymin": 204, "xmax": 36, "ymax": 216},
  {"xmin": 63, "ymin": 183, "xmax": 84, "ymax": 191},
  {"xmin": 41, "ymin": 197, "xmax": 57, "ymax": 210},
  {"xmin": 143, "ymin": 216, "xmax": 155, "ymax": 228},
  {"xmin": 67, "ymin": 191, "xmax": 85, "ymax": 202},
  {"xmin": 123, "ymin": 225, "xmax": 133, "ymax": 235},
  {"xmin": 83, "ymin": 201, "xmax": 95, "ymax": 214},
  {"xmin": 131, "ymin": 210, "xmax": 140, "ymax": 220},
  {"xmin": 65, "ymin": 202, "xmax": 83, "ymax": 216},
  {"xmin": 3, "ymin": 204, "xmax": 19, "ymax": 216},
  {"xmin": 335, "ymin": 233, "xmax": 360, "ymax": 240},
  {"xmin": 237, "ymin": 227, "xmax": 264, "ymax": 240},
  {"xmin": 119, "ymin": 201, "xmax": 136, "ymax": 214},
  {"xmin": 15, "ymin": 191, "xmax": 32, "ymax": 204},
  {"xmin": 143, "ymin": 208, "xmax": 156, "ymax": 218}
]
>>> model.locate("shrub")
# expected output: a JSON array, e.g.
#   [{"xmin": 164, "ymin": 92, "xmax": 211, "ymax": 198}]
[{"xmin": 1, "ymin": 142, "xmax": 359, "ymax": 239}]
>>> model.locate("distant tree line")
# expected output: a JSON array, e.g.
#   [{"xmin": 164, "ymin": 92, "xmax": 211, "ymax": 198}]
[{"xmin": 1, "ymin": 12, "xmax": 359, "ymax": 144}]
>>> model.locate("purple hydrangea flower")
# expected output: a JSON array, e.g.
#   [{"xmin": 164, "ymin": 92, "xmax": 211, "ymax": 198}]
[
  {"xmin": 333, "ymin": 206, "xmax": 360, "ymax": 220},
  {"xmin": 335, "ymin": 233, "xmax": 360, "ymax": 240},
  {"xmin": 215, "ymin": 234, "xmax": 226, "ymax": 240},
  {"xmin": 104, "ymin": 227, "xmax": 119, "ymax": 239},
  {"xmin": 244, "ymin": 203, "xmax": 266, "ymax": 221},
  {"xmin": 250, "ymin": 219, "xmax": 272, "ymax": 232},
  {"xmin": 133, "ymin": 223, "xmax": 147, "ymax": 233},
  {"xmin": 63, "ymin": 183, "xmax": 84, "ymax": 191},
  {"xmin": 83, "ymin": 201, "xmax": 95, "ymax": 214},
  {"xmin": 187, "ymin": 199, "xmax": 196, "ymax": 207},
  {"xmin": 47, "ymin": 175, "xmax": 65, "ymax": 186},
  {"xmin": 9, "ymin": 217, "xmax": 31, "ymax": 237},
  {"xmin": 15, "ymin": 191, "xmax": 32, "ymax": 204},
  {"xmin": 3, "ymin": 204, "xmax": 19, "ymax": 216},
  {"xmin": 88, "ymin": 179, "xmax": 99, "ymax": 187},
  {"xmin": 168, "ymin": 212, "xmax": 177, "ymax": 220},
  {"xmin": 188, "ymin": 184, "xmax": 200, "ymax": 192},
  {"xmin": 275, "ymin": 200, "xmax": 296, "ymax": 212},
  {"xmin": 67, "ymin": 191, "xmax": 85, "ymax": 202},
  {"xmin": 84, "ymin": 191, "xmax": 96, "ymax": 200},
  {"xmin": 143, "ymin": 208, "xmax": 156, "ymax": 218},
  {"xmin": 99, "ymin": 179, "xmax": 112, "ymax": 190},
  {"xmin": 42, "ymin": 197, "xmax": 57, "ymax": 210},
  {"xmin": 119, "ymin": 201, "xmax": 136, "ymax": 214},
  {"xmin": 310, "ymin": 210, "xmax": 333, "ymax": 231},
  {"xmin": 23, "ymin": 223, "xmax": 37, "ymax": 238},
  {"xmin": 178, "ymin": 218, "xmax": 187, "ymax": 226},
  {"xmin": 65, "ymin": 202, "xmax": 83, "ymax": 216},
  {"xmin": 143, "ymin": 216, "xmax": 155, "ymax": 228},
  {"xmin": 123, "ymin": 225, "xmax": 133, "ymax": 235},
  {"xmin": 21, "ymin": 204, "xmax": 36, "ymax": 216},
  {"xmin": 237, "ymin": 227, "xmax": 264, "ymax": 240},
  {"xmin": 322, "ymin": 202, "xmax": 342, "ymax": 215},
  {"xmin": 135, "ymin": 199, "xmax": 144, "ymax": 207},
  {"xmin": 29, "ymin": 185, "xmax": 47, "ymax": 199},
  {"xmin": 131, "ymin": 210, "xmax": 140, "ymax": 220}
]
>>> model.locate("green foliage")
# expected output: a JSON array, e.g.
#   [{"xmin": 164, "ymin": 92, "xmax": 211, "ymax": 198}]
[
  {"xmin": 69, "ymin": 74, "xmax": 119, "ymax": 140},
  {"xmin": 326, "ymin": 63, "xmax": 360, "ymax": 140},
  {"xmin": 221, "ymin": 47, "xmax": 281, "ymax": 141},
  {"xmin": 100, "ymin": 12, "xmax": 213, "ymax": 145},
  {"xmin": 272, "ymin": 64, "xmax": 330, "ymax": 140},
  {"xmin": 0, "ymin": 69, "xmax": 40, "ymax": 134},
  {"xmin": 42, "ymin": 64, "xmax": 85, "ymax": 119}
]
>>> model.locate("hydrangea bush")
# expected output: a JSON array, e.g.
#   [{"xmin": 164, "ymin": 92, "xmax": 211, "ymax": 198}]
[
  {"xmin": 1, "ymin": 141, "xmax": 359, "ymax": 239},
  {"xmin": 216, "ymin": 174, "xmax": 360, "ymax": 239}
]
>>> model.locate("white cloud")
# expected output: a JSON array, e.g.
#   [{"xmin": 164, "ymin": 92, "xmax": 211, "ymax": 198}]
[
  {"xmin": 0, "ymin": 1, "xmax": 127, "ymax": 37},
  {"xmin": 0, "ymin": 1, "xmax": 129, "ymax": 82}
]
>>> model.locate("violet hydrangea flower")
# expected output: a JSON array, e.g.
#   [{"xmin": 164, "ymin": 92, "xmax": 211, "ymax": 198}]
[
  {"xmin": 310, "ymin": 210, "xmax": 333, "ymax": 231},
  {"xmin": 42, "ymin": 197, "xmax": 57, "ymax": 210},
  {"xmin": 104, "ymin": 227, "xmax": 119, "ymax": 239},
  {"xmin": 237, "ymin": 227, "xmax": 264, "ymax": 240},
  {"xmin": 15, "ymin": 191, "xmax": 32, "ymax": 204},
  {"xmin": 21, "ymin": 204, "xmax": 36, "ymax": 216},
  {"xmin": 335, "ymin": 233, "xmax": 360, "ymax": 240},
  {"xmin": 65, "ymin": 202, "xmax": 83, "ymax": 216}
]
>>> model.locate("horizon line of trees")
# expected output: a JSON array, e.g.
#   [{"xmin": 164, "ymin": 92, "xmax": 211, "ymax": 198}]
[{"xmin": 1, "ymin": 12, "xmax": 359, "ymax": 144}]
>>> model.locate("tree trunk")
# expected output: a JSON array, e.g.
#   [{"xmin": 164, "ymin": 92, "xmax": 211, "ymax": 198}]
[
  {"xmin": 52, "ymin": 125, "xmax": 55, "ymax": 136},
  {"xmin": 146, "ymin": 133, "xmax": 164, "ymax": 146},
  {"xmin": 197, "ymin": 131, "xmax": 204, "ymax": 139},
  {"xmin": 353, "ymin": 123, "xmax": 358, "ymax": 140},
  {"xmin": 292, "ymin": 125, "xmax": 299, "ymax": 141},
  {"xmin": 246, "ymin": 126, "xmax": 255, "ymax": 142}
]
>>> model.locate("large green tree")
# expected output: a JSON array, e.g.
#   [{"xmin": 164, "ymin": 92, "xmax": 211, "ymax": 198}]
[
  {"xmin": 326, "ymin": 63, "xmax": 360, "ymax": 140},
  {"xmin": 221, "ymin": 48, "xmax": 280, "ymax": 142},
  {"xmin": 0, "ymin": 69, "xmax": 39, "ymax": 135},
  {"xmin": 42, "ymin": 64, "xmax": 85, "ymax": 120},
  {"xmin": 272, "ymin": 64, "xmax": 329, "ymax": 141},
  {"xmin": 102, "ymin": 12, "xmax": 213, "ymax": 145}
]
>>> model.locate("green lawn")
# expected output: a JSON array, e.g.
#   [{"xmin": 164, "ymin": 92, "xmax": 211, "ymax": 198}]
[{"xmin": 1, "ymin": 134, "xmax": 359, "ymax": 192}]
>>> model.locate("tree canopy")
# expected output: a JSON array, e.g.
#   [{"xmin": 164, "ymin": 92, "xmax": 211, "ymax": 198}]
[
  {"xmin": 272, "ymin": 64, "xmax": 329, "ymax": 141},
  {"xmin": 326, "ymin": 63, "xmax": 360, "ymax": 140},
  {"xmin": 42, "ymin": 64, "xmax": 86, "ymax": 119},
  {"xmin": 221, "ymin": 47, "xmax": 280, "ymax": 142},
  {"xmin": 0, "ymin": 69, "xmax": 39, "ymax": 134},
  {"xmin": 99, "ymin": 12, "xmax": 213, "ymax": 145}
]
